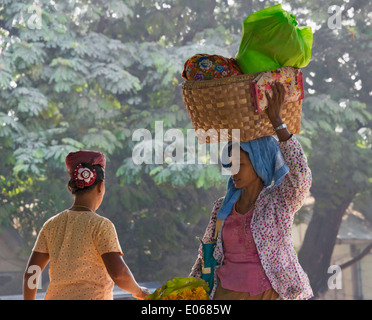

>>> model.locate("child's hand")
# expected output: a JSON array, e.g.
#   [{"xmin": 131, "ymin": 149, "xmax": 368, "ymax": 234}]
[{"xmin": 133, "ymin": 286, "xmax": 151, "ymax": 300}]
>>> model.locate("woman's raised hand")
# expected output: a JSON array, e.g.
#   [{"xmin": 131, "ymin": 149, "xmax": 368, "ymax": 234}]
[
  {"xmin": 264, "ymin": 81, "xmax": 291, "ymax": 141},
  {"xmin": 265, "ymin": 81, "xmax": 286, "ymax": 128}
]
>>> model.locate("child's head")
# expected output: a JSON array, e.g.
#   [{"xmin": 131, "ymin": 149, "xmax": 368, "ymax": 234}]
[{"xmin": 65, "ymin": 150, "xmax": 106, "ymax": 209}]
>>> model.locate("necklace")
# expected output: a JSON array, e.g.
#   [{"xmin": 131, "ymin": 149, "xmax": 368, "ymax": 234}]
[
  {"xmin": 236, "ymin": 198, "xmax": 255, "ymax": 215},
  {"xmin": 69, "ymin": 205, "xmax": 94, "ymax": 213}
]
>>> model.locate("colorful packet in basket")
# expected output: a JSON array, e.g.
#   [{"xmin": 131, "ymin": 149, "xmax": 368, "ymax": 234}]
[
  {"xmin": 182, "ymin": 54, "xmax": 243, "ymax": 81},
  {"xmin": 250, "ymin": 67, "xmax": 304, "ymax": 121}
]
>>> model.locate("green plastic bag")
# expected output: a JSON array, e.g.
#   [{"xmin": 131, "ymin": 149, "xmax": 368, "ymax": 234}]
[{"xmin": 235, "ymin": 4, "xmax": 313, "ymax": 74}]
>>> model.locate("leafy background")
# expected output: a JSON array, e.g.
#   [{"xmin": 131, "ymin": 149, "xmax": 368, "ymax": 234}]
[{"xmin": 0, "ymin": 0, "xmax": 371, "ymax": 297}]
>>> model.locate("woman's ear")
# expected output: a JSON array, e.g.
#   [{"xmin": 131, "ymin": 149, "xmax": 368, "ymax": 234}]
[{"xmin": 97, "ymin": 180, "xmax": 104, "ymax": 193}]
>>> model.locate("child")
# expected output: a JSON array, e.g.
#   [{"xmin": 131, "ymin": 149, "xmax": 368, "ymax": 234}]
[{"xmin": 23, "ymin": 150, "xmax": 150, "ymax": 300}]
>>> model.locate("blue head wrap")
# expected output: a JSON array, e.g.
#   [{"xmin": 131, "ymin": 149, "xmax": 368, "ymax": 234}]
[{"xmin": 217, "ymin": 136, "xmax": 289, "ymax": 220}]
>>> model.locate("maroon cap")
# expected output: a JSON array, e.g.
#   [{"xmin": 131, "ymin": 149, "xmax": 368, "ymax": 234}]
[{"xmin": 65, "ymin": 150, "xmax": 106, "ymax": 173}]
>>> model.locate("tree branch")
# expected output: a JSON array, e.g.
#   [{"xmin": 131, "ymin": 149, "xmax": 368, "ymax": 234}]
[
  {"xmin": 340, "ymin": 241, "xmax": 372, "ymax": 270},
  {"xmin": 181, "ymin": 0, "xmax": 217, "ymax": 45}
]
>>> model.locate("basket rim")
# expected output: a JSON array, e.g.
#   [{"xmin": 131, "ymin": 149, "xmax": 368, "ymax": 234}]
[{"xmin": 181, "ymin": 72, "xmax": 262, "ymax": 90}]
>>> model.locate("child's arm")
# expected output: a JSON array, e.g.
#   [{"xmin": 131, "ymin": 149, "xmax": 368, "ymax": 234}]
[
  {"xmin": 23, "ymin": 251, "xmax": 49, "ymax": 300},
  {"xmin": 101, "ymin": 252, "xmax": 150, "ymax": 300}
]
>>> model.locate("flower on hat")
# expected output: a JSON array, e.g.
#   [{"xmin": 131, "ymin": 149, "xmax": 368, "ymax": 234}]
[{"xmin": 73, "ymin": 164, "xmax": 97, "ymax": 189}]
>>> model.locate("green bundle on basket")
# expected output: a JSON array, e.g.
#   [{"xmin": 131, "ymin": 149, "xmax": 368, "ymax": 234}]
[{"xmin": 235, "ymin": 3, "xmax": 313, "ymax": 74}]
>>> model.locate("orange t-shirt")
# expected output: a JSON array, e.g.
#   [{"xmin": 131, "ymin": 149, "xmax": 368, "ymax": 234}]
[{"xmin": 32, "ymin": 210, "xmax": 123, "ymax": 300}]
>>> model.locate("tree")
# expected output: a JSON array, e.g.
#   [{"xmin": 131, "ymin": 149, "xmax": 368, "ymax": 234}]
[{"xmin": 294, "ymin": 0, "xmax": 372, "ymax": 297}]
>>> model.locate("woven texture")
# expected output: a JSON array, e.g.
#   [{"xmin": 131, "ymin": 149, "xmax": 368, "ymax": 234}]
[{"xmin": 182, "ymin": 73, "xmax": 302, "ymax": 144}]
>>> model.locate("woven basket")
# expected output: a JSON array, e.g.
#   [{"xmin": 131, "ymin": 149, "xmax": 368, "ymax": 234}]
[{"xmin": 181, "ymin": 73, "xmax": 302, "ymax": 144}]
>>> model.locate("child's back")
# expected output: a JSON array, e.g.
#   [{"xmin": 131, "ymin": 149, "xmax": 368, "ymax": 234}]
[
  {"xmin": 34, "ymin": 209, "xmax": 123, "ymax": 300},
  {"xmin": 24, "ymin": 150, "xmax": 150, "ymax": 300}
]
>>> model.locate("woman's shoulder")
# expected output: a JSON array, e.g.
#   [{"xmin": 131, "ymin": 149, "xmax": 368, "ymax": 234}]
[
  {"xmin": 47, "ymin": 210, "xmax": 112, "ymax": 226},
  {"xmin": 85, "ymin": 212, "xmax": 114, "ymax": 227},
  {"xmin": 211, "ymin": 197, "xmax": 225, "ymax": 214},
  {"xmin": 76, "ymin": 212, "xmax": 117, "ymax": 235},
  {"xmin": 213, "ymin": 196, "xmax": 225, "ymax": 206},
  {"xmin": 214, "ymin": 196, "xmax": 225, "ymax": 206},
  {"xmin": 41, "ymin": 209, "xmax": 70, "ymax": 227},
  {"xmin": 92, "ymin": 215, "xmax": 120, "ymax": 234}
]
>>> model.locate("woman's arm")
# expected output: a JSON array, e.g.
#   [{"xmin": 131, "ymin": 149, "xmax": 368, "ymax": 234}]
[
  {"xmin": 276, "ymin": 135, "xmax": 312, "ymax": 210},
  {"xmin": 266, "ymin": 82, "xmax": 312, "ymax": 213},
  {"xmin": 101, "ymin": 252, "xmax": 150, "ymax": 300},
  {"xmin": 23, "ymin": 251, "xmax": 49, "ymax": 300}
]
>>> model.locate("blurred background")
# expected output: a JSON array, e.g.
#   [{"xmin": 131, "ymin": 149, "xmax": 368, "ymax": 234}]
[{"xmin": 0, "ymin": 0, "xmax": 371, "ymax": 299}]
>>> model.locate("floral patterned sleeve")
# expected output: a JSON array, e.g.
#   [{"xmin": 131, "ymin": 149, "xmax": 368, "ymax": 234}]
[
  {"xmin": 189, "ymin": 198, "xmax": 224, "ymax": 278},
  {"xmin": 276, "ymin": 134, "xmax": 312, "ymax": 215}
]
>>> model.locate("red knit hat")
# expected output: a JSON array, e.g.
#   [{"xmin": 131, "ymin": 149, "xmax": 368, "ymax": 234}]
[{"xmin": 65, "ymin": 150, "xmax": 106, "ymax": 173}]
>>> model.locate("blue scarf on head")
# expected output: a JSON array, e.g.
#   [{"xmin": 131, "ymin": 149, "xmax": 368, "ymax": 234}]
[{"xmin": 217, "ymin": 136, "xmax": 289, "ymax": 220}]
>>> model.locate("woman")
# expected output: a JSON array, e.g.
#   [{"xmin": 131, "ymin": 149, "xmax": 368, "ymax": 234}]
[
  {"xmin": 23, "ymin": 150, "xmax": 150, "ymax": 300},
  {"xmin": 190, "ymin": 82, "xmax": 313, "ymax": 300}
]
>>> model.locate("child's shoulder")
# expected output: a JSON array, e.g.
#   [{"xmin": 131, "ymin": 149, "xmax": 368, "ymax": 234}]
[
  {"xmin": 42, "ymin": 209, "xmax": 69, "ymax": 227},
  {"xmin": 43, "ymin": 210, "xmax": 112, "ymax": 228},
  {"xmin": 88, "ymin": 213, "xmax": 115, "ymax": 229}
]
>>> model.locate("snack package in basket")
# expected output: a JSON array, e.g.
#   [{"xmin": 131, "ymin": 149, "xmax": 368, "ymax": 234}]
[
  {"xmin": 251, "ymin": 66, "xmax": 304, "ymax": 118},
  {"xmin": 182, "ymin": 53, "xmax": 243, "ymax": 81}
]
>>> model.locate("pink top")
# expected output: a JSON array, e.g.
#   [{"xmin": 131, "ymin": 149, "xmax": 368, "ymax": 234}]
[{"xmin": 216, "ymin": 201, "xmax": 272, "ymax": 295}]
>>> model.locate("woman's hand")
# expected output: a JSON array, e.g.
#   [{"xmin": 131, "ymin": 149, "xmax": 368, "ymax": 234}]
[
  {"xmin": 265, "ymin": 81, "xmax": 286, "ymax": 128},
  {"xmin": 133, "ymin": 286, "xmax": 151, "ymax": 300},
  {"xmin": 102, "ymin": 252, "xmax": 151, "ymax": 300},
  {"xmin": 265, "ymin": 81, "xmax": 292, "ymax": 141}
]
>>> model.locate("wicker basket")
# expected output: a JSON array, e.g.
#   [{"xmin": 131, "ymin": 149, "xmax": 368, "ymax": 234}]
[{"xmin": 181, "ymin": 73, "xmax": 302, "ymax": 144}]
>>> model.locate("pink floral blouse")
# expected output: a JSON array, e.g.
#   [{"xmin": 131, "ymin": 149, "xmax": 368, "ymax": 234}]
[{"xmin": 190, "ymin": 134, "xmax": 313, "ymax": 300}]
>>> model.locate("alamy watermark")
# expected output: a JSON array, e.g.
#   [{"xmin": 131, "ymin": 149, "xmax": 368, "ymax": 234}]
[
  {"xmin": 24, "ymin": 4, "xmax": 343, "ymax": 31},
  {"xmin": 131, "ymin": 121, "xmax": 241, "ymax": 175},
  {"xmin": 27, "ymin": 4, "xmax": 42, "ymax": 30},
  {"xmin": 23, "ymin": 4, "xmax": 343, "ymax": 32},
  {"xmin": 327, "ymin": 265, "xmax": 342, "ymax": 290},
  {"xmin": 328, "ymin": 5, "xmax": 343, "ymax": 30},
  {"xmin": 26, "ymin": 265, "xmax": 42, "ymax": 290}
]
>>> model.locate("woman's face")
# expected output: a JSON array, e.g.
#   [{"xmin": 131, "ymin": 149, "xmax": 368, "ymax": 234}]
[{"xmin": 230, "ymin": 148, "xmax": 260, "ymax": 188}]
